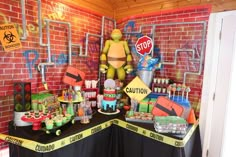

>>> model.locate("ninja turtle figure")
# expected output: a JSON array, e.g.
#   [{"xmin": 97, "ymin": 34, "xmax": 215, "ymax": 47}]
[{"xmin": 100, "ymin": 29, "xmax": 133, "ymax": 81}]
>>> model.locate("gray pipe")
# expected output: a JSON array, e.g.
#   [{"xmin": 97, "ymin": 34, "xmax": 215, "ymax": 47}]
[
  {"xmin": 43, "ymin": 19, "xmax": 72, "ymax": 64},
  {"xmin": 20, "ymin": 0, "xmax": 27, "ymax": 40},
  {"xmin": 183, "ymin": 21, "xmax": 207, "ymax": 84},
  {"xmin": 68, "ymin": 23, "xmax": 72, "ymax": 65},
  {"xmin": 123, "ymin": 21, "xmax": 206, "ymax": 84},
  {"xmin": 151, "ymin": 25, "xmax": 156, "ymax": 56},
  {"xmin": 85, "ymin": 33, "xmax": 102, "ymax": 57},
  {"xmin": 100, "ymin": 16, "xmax": 105, "ymax": 52},
  {"xmin": 163, "ymin": 49, "xmax": 198, "ymax": 65},
  {"xmin": 74, "ymin": 33, "xmax": 102, "ymax": 57},
  {"xmin": 100, "ymin": 16, "xmax": 116, "ymax": 52},
  {"xmin": 45, "ymin": 19, "xmax": 51, "ymax": 63},
  {"xmin": 37, "ymin": 0, "xmax": 47, "ymax": 46},
  {"xmin": 37, "ymin": 0, "xmax": 73, "ymax": 89},
  {"xmin": 98, "ymin": 16, "xmax": 116, "ymax": 90},
  {"xmin": 72, "ymin": 43, "xmax": 83, "ymax": 56}
]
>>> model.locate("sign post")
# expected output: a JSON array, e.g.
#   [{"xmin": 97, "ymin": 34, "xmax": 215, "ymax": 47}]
[
  {"xmin": 123, "ymin": 76, "xmax": 151, "ymax": 102},
  {"xmin": 63, "ymin": 66, "xmax": 85, "ymax": 86},
  {"xmin": 135, "ymin": 36, "xmax": 153, "ymax": 56}
]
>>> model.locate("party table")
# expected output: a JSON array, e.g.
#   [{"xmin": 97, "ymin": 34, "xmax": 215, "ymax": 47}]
[{"xmin": 0, "ymin": 110, "xmax": 201, "ymax": 157}]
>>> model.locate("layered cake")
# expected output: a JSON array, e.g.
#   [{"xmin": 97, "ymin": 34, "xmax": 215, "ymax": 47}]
[{"xmin": 101, "ymin": 79, "xmax": 117, "ymax": 113}]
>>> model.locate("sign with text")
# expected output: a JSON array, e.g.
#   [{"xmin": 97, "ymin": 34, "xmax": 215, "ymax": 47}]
[
  {"xmin": 0, "ymin": 23, "xmax": 22, "ymax": 52},
  {"xmin": 63, "ymin": 66, "xmax": 85, "ymax": 86},
  {"xmin": 123, "ymin": 76, "xmax": 151, "ymax": 102},
  {"xmin": 135, "ymin": 36, "xmax": 153, "ymax": 56}
]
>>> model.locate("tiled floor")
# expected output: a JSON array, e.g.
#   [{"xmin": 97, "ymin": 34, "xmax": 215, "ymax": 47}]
[{"xmin": 0, "ymin": 148, "xmax": 9, "ymax": 157}]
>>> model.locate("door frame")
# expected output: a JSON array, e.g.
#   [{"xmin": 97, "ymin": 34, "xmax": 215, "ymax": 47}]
[{"xmin": 200, "ymin": 10, "xmax": 236, "ymax": 157}]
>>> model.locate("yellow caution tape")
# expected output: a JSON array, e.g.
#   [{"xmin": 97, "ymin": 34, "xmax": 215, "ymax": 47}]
[
  {"xmin": 0, "ymin": 120, "xmax": 113, "ymax": 153},
  {"xmin": 112, "ymin": 119, "xmax": 199, "ymax": 148},
  {"xmin": 0, "ymin": 118, "xmax": 199, "ymax": 152}
]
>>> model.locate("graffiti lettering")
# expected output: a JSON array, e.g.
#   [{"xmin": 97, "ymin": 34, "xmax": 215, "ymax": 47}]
[
  {"xmin": 23, "ymin": 50, "xmax": 39, "ymax": 79},
  {"xmin": 80, "ymin": 37, "xmax": 100, "ymax": 72},
  {"xmin": 0, "ymin": 12, "xmax": 8, "ymax": 24},
  {"xmin": 48, "ymin": 2, "xmax": 66, "ymax": 20},
  {"xmin": 85, "ymin": 58, "xmax": 98, "ymax": 73},
  {"xmin": 0, "ymin": 2, "xmax": 67, "ymax": 35}
]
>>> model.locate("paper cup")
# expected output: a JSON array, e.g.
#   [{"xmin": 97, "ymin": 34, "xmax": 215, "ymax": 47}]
[{"xmin": 85, "ymin": 80, "xmax": 92, "ymax": 88}]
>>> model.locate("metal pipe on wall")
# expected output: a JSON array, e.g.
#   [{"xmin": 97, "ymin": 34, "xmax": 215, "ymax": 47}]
[
  {"xmin": 37, "ymin": 0, "xmax": 74, "ymax": 89},
  {"xmin": 44, "ymin": 19, "xmax": 72, "ymax": 65},
  {"xmin": 46, "ymin": 19, "xmax": 51, "ymax": 63},
  {"xmin": 37, "ymin": 0, "xmax": 47, "ymax": 47},
  {"xmin": 163, "ymin": 49, "xmax": 199, "ymax": 65},
  {"xmin": 123, "ymin": 21, "xmax": 207, "ymax": 84},
  {"xmin": 98, "ymin": 16, "xmax": 117, "ymax": 90},
  {"xmin": 183, "ymin": 21, "xmax": 207, "ymax": 84},
  {"xmin": 86, "ymin": 33, "xmax": 102, "ymax": 57},
  {"xmin": 20, "ymin": 0, "xmax": 27, "ymax": 40},
  {"xmin": 72, "ymin": 44, "xmax": 83, "ymax": 56},
  {"xmin": 100, "ymin": 16, "xmax": 116, "ymax": 52}
]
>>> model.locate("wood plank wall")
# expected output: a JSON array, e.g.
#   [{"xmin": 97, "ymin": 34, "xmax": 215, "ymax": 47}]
[
  {"xmin": 111, "ymin": 0, "xmax": 236, "ymax": 20},
  {"xmin": 66, "ymin": 0, "xmax": 236, "ymax": 20},
  {"xmin": 62, "ymin": 0, "xmax": 114, "ymax": 17}
]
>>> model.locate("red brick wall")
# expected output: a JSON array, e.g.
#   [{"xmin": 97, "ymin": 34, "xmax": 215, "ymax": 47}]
[
  {"xmin": 0, "ymin": 0, "xmax": 210, "ymax": 149},
  {"xmin": 0, "ymin": 0, "xmax": 103, "ymax": 148},
  {"xmin": 117, "ymin": 6, "xmax": 211, "ymax": 116}
]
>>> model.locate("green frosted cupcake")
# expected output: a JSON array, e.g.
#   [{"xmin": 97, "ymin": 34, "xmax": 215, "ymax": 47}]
[
  {"xmin": 55, "ymin": 119, "xmax": 62, "ymax": 127},
  {"xmin": 45, "ymin": 120, "xmax": 54, "ymax": 130}
]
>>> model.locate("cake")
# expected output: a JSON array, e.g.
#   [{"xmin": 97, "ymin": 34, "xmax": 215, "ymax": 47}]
[{"xmin": 101, "ymin": 79, "xmax": 117, "ymax": 113}]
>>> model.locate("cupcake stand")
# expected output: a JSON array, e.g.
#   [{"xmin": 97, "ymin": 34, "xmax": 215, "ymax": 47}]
[{"xmin": 21, "ymin": 112, "xmax": 51, "ymax": 130}]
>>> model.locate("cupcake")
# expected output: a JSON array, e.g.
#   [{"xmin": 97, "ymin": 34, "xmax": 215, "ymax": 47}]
[
  {"xmin": 62, "ymin": 117, "xmax": 67, "ymax": 124},
  {"xmin": 24, "ymin": 112, "xmax": 29, "ymax": 116},
  {"xmin": 27, "ymin": 115, "xmax": 32, "ymax": 118},
  {"xmin": 65, "ymin": 114, "xmax": 72, "ymax": 120},
  {"xmin": 45, "ymin": 119, "xmax": 54, "ymax": 130},
  {"xmin": 34, "ymin": 114, "xmax": 40, "ymax": 119},
  {"xmin": 55, "ymin": 119, "xmax": 62, "ymax": 127}
]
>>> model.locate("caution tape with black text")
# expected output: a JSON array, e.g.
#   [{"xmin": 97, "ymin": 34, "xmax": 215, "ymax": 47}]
[{"xmin": 0, "ymin": 118, "xmax": 198, "ymax": 153}]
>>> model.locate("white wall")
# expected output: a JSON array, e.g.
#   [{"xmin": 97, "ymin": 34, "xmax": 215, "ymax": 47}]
[
  {"xmin": 220, "ymin": 25, "xmax": 236, "ymax": 157},
  {"xmin": 200, "ymin": 12, "xmax": 221, "ymax": 157},
  {"xmin": 200, "ymin": 11, "xmax": 236, "ymax": 157}
]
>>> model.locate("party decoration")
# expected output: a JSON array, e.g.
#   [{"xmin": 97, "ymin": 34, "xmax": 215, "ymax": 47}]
[
  {"xmin": 137, "ymin": 54, "xmax": 161, "ymax": 87},
  {"xmin": 63, "ymin": 66, "xmax": 85, "ymax": 86},
  {"xmin": 99, "ymin": 29, "xmax": 133, "ymax": 81},
  {"xmin": 152, "ymin": 96, "xmax": 184, "ymax": 117},
  {"xmin": 0, "ymin": 23, "xmax": 22, "ymax": 52},
  {"xmin": 137, "ymin": 54, "xmax": 160, "ymax": 71},
  {"xmin": 123, "ymin": 76, "xmax": 151, "ymax": 102},
  {"xmin": 135, "ymin": 36, "xmax": 153, "ymax": 56}
]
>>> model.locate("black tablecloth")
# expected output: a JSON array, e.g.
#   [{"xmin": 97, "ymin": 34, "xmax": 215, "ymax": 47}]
[{"xmin": 7, "ymin": 110, "xmax": 202, "ymax": 157}]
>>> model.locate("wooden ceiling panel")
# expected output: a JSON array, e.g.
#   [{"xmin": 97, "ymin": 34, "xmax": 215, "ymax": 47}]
[
  {"xmin": 67, "ymin": 0, "xmax": 236, "ymax": 20},
  {"xmin": 63, "ymin": 0, "xmax": 114, "ymax": 17}
]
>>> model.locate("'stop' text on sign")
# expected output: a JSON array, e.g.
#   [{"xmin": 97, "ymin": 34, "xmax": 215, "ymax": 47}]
[{"xmin": 135, "ymin": 36, "xmax": 153, "ymax": 56}]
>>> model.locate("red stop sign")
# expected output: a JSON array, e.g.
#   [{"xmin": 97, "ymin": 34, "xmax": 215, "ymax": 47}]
[{"xmin": 135, "ymin": 36, "xmax": 153, "ymax": 55}]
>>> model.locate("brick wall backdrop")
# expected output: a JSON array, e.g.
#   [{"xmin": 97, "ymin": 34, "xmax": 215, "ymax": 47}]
[
  {"xmin": 0, "ymin": 0, "xmax": 104, "ymax": 148},
  {"xmin": 117, "ymin": 5, "xmax": 211, "ymax": 116},
  {"xmin": 0, "ymin": 0, "xmax": 210, "ymax": 149}
]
